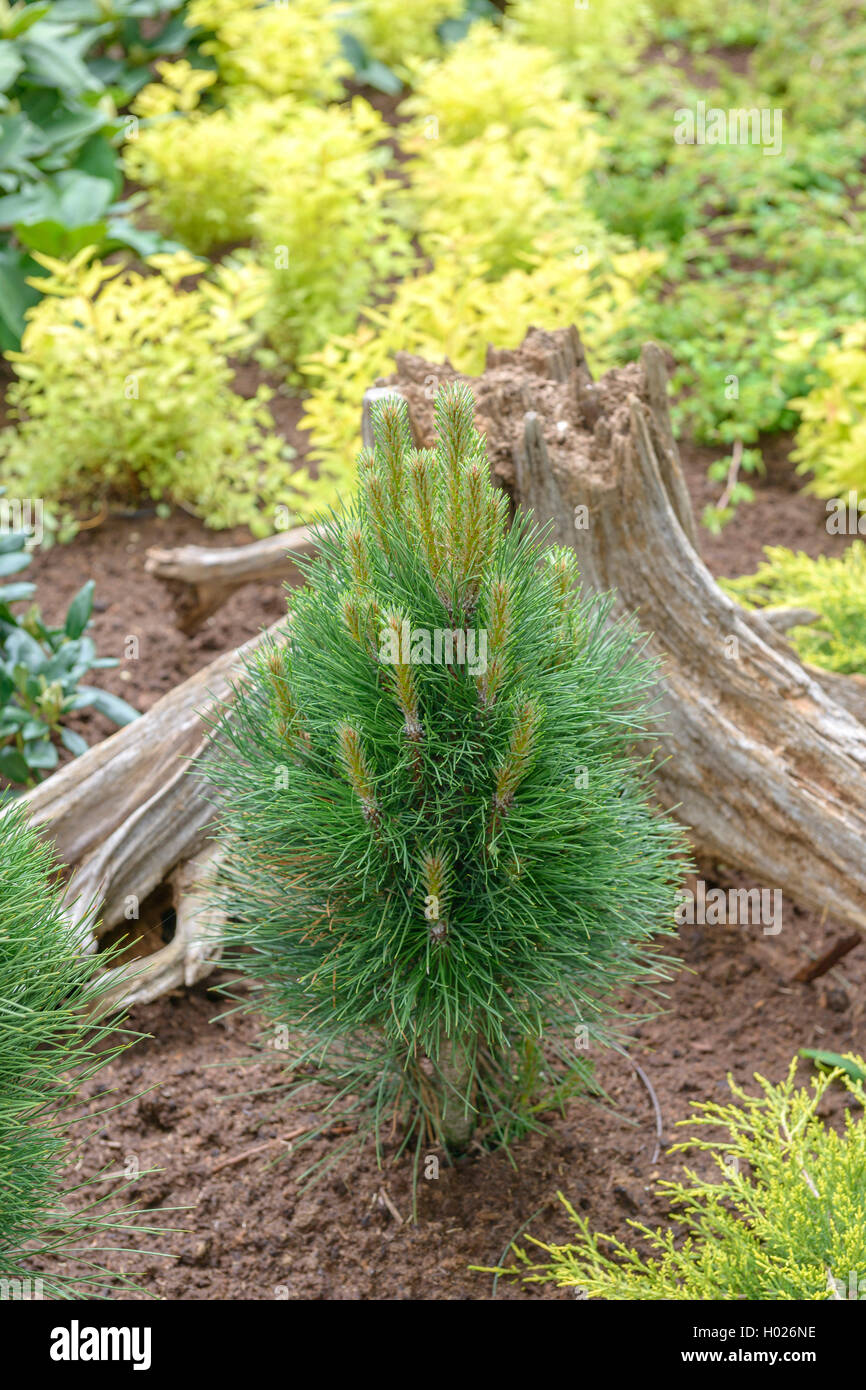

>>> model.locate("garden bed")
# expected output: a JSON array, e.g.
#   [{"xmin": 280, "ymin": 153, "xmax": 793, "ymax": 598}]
[{"xmin": 38, "ymin": 436, "xmax": 864, "ymax": 1300}]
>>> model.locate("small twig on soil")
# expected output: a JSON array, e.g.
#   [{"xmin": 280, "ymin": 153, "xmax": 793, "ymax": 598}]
[
  {"xmin": 210, "ymin": 1124, "xmax": 312, "ymax": 1174},
  {"xmin": 612, "ymin": 1046, "xmax": 664, "ymax": 1165},
  {"xmin": 76, "ymin": 502, "xmax": 108, "ymax": 531},
  {"xmin": 793, "ymin": 932, "xmax": 861, "ymax": 984},
  {"xmin": 631, "ymin": 1057, "xmax": 664, "ymax": 1165},
  {"xmin": 376, "ymin": 1187, "xmax": 404, "ymax": 1225},
  {"xmin": 716, "ymin": 438, "xmax": 744, "ymax": 513}
]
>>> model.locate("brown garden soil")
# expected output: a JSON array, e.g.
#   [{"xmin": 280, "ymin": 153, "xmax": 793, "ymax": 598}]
[{"xmin": 22, "ymin": 370, "xmax": 866, "ymax": 1301}]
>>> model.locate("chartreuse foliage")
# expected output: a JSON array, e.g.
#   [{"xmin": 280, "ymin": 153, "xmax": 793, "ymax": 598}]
[
  {"xmin": 185, "ymin": 0, "xmax": 490, "ymax": 98},
  {"xmin": 125, "ymin": 86, "xmax": 413, "ymax": 358},
  {"xmin": 0, "ymin": 489, "xmax": 138, "ymax": 788},
  {"xmin": 402, "ymin": 108, "xmax": 603, "ymax": 281},
  {"xmin": 0, "ymin": 798, "xmax": 158, "ymax": 1297},
  {"xmin": 203, "ymin": 385, "xmax": 684, "ymax": 1176},
  {"xmin": 400, "ymin": 26, "xmax": 575, "ymax": 144},
  {"xmin": 721, "ymin": 543, "xmax": 866, "ymax": 677},
  {"xmin": 122, "ymin": 80, "xmax": 285, "ymax": 254},
  {"xmin": 507, "ymin": 0, "xmax": 651, "ymax": 96},
  {"xmin": 487, "ymin": 1058, "xmax": 866, "ymax": 1300},
  {"xmin": 0, "ymin": 248, "xmax": 291, "ymax": 535},
  {"xmin": 185, "ymin": 0, "xmax": 349, "ymax": 101},
  {"xmin": 344, "ymin": 0, "xmax": 465, "ymax": 75},
  {"xmin": 790, "ymin": 324, "xmax": 866, "ymax": 504},
  {"xmin": 399, "ymin": 26, "xmax": 605, "ymax": 281},
  {"xmin": 251, "ymin": 99, "xmax": 414, "ymax": 368}
]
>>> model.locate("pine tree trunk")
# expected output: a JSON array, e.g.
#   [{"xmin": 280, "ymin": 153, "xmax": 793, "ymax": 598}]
[{"xmin": 436, "ymin": 1031, "xmax": 476, "ymax": 1152}]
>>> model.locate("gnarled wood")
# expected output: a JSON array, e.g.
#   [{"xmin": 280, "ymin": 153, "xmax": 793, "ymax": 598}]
[
  {"xmin": 17, "ymin": 323, "xmax": 866, "ymax": 1008},
  {"xmin": 98, "ymin": 846, "xmax": 228, "ymax": 1011},
  {"xmin": 144, "ymin": 526, "xmax": 317, "ymax": 632},
  {"xmin": 5, "ymin": 622, "xmax": 282, "ymax": 992},
  {"xmin": 386, "ymin": 327, "xmax": 866, "ymax": 935}
]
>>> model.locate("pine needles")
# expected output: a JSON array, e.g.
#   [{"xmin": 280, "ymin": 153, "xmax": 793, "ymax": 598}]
[
  {"xmin": 204, "ymin": 384, "xmax": 686, "ymax": 1177},
  {"xmin": 0, "ymin": 799, "xmax": 162, "ymax": 1298}
]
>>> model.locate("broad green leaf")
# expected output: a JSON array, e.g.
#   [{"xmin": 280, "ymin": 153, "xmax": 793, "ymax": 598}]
[
  {"xmin": 0, "ymin": 533, "xmax": 29, "ymax": 555},
  {"xmin": 0, "ymin": 47, "xmax": 25, "ymax": 93},
  {"xmin": 14, "ymin": 216, "xmax": 108, "ymax": 256},
  {"xmin": 0, "ymin": 168, "xmax": 114, "ymax": 227},
  {"xmin": 20, "ymin": 35, "xmax": 100, "ymax": 95},
  {"xmin": 22, "ymin": 736, "xmax": 58, "ymax": 770},
  {"xmin": 64, "ymin": 579, "xmax": 94, "ymax": 639},
  {"xmin": 5, "ymin": 627, "xmax": 47, "ymax": 670},
  {"xmin": 0, "ymin": 245, "xmax": 45, "ymax": 345},
  {"xmin": 3, "ymin": 3, "xmax": 51, "ymax": 39},
  {"xmin": 75, "ymin": 685, "xmax": 140, "ymax": 726},
  {"xmin": 0, "ymin": 583, "xmax": 37, "ymax": 605},
  {"xmin": 800, "ymin": 1049, "xmax": 866, "ymax": 1083},
  {"xmin": 59, "ymin": 724, "xmax": 88, "ymax": 757},
  {"xmin": 0, "ymin": 552, "xmax": 32, "ymax": 579},
  {"xmin": 0, "ymin": 745, "xmax": 31, "ymax": 784}
]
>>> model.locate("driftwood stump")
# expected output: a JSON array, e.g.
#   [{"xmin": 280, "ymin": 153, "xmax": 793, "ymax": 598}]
[
  {"xmin": 144, "ymin": 525, "xmax": 317, "ymax": 633},
  {"xmin": 384, "ymin": 326, "xmax": 866, "ymax": 935}
]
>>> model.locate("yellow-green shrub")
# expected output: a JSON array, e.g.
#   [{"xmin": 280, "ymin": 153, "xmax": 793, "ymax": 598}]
[
  {"xmin": 344, "ymin": 0, "xmax": 464, "ymax": 73},
  {"xmin": 404, "ymin": 120, "xmax": 604, "ymax": 278},
  {"xmin": 251, "ymin": 98, "xmax": 414, "ymax": 367},
  {"xmin": 295, "ymin": 244, "xmax": 662, "ymax": 519},
  {"xmin": 721, "ymin": 543, "xmax": 866, "ymax": 676},
  {"xmin": 0, "ymin": 249, "xmax": 289, "ymax": 535},
  {"xmin": 124, "ymin": 98, "xmax": 294, "ymax": 255},
  {"xmin": 506, "ymin": 0, "xmax": 651, "ymax": 94},
  {"xmin": 790, "ymin": 324, "xmax": 866, "ymax": 502},
  {"xmin": 400, "ymin": 26, "xmax": 576, "ymax": 144},
  {"xmin": 488, "ymin": 1058, "xmax": 866, "ymax": 1300},
  {"xmin": 187, "ymin": 0, "xmax": 348, "ymax": 101}
]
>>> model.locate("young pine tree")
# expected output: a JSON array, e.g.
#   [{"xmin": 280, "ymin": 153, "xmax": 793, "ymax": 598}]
[
  {"xmin": 0, "ymin": 800, "xmax": 154, "ymax": 1297},
  {"xmin": 205, "ymin": 386, "xmax": 685, "ymax": 1169}
]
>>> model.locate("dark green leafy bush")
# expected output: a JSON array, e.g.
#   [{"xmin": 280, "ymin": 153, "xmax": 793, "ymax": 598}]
[
  {"xmin": 0, "ymin": 0, "xmax": 189, "ymax": 348},
  {"xmin": 204, "ymin": 386, "xmax": 685, "ymax": 1176},
  {"xmin": 0, "ymin": 490, "xmax": 138, "ymax": 786}
]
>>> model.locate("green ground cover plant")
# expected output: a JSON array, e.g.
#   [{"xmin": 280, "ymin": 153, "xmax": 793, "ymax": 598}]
[
  {"xmin": 203, "ymin": 385, "xmax": 685, "ymax": 1182},
  {"xmin": 487, "ymin": 1057, "xmax": 866, "ymax": 1299},
  {"xmin": 0, "ymin": 0, "xmax": 189, "ymax": 348}
]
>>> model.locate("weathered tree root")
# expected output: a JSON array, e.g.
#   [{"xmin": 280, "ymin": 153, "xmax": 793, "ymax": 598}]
[
  {"xmin": 5, "ymin": 623, "xmax": 282, "ymax": 1007},
  {"xmin": 144, "ymin": 525, "xmax": 317, "ymax": 633}
]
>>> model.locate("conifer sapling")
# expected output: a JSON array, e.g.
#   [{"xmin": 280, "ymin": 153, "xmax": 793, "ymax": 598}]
[
  {"xmin": 205, "ymin": 385, "xmax": 685, "ymax": 1167},
  {"xmin": 0, "ymin": 800, "xmax": 155, "ymax": 1296}
]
